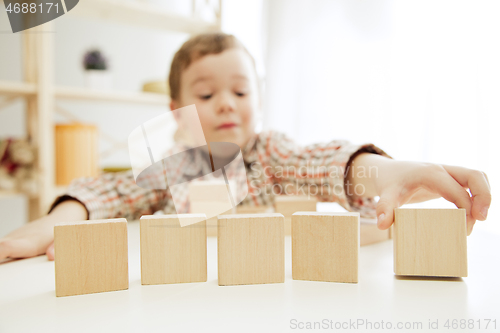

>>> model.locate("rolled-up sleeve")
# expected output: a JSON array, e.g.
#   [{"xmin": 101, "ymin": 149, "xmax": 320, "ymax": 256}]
[{"xmin": 48, "ymin": 170, "xmax": 173, "ymax": 221}]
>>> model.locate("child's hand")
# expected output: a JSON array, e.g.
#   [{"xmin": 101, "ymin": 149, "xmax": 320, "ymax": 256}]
[
  {"xmin": 347, "ymin": 154, "xmax": 491, "ymax": 236},
  {"xmin": 0, "ymin": 215, "xmax": 56, "ymax": 261},
  {"xmin": 0, "ymin": 199, "xmax": 87, "ymax": 262}
]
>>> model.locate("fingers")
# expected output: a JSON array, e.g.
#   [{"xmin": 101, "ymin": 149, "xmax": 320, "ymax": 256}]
[
  {"xmin": 442, "ymin": 165, "xmax": 491, "ymax": 221},
  {"xmin": 376, "ymin": 187, "xmax": 400, "ymax": 230},
  {"xmin": 0, "ymin": 239, "xmax": 40, "ymax": 260},
  {"xmin": 0, "ymin": 240, "xmax": 11, "ymax": 261},
  {"xmin": 46, "ymin": 242, "xmax": 55, "ymax": 261},
  {"xmin": 423, "ymin": 166, "xmax": 475, "ymax": 235},
  {"xmin": 406, "ymin": 188, "xmax": 441, "ymax": 204}
]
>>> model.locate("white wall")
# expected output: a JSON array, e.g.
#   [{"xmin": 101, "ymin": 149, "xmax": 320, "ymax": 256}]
[{"xmin": 262, "ymin": 0, "xmax": 500, "ymax": 235}]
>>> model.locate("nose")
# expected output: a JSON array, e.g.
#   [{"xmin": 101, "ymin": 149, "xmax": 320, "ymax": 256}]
[{"xmin": 216, "ymin": 91, "xmax": 236, "ymax": 114}]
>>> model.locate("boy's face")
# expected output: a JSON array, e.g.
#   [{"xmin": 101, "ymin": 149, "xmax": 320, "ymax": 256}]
[{"xmin": 171, "ymin": 48, "xmax": 259, "ymax": 149}]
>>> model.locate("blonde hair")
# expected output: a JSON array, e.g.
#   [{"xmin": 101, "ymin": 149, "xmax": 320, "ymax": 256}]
[{"xmin": 168, "ymin": 32, "xmax": 257, "ymax": 101}]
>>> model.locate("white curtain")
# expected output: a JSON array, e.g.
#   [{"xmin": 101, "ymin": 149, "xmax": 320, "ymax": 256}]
[{"xmin": 262, "ymin": 0, "xmax": 500, "ymax": 234}]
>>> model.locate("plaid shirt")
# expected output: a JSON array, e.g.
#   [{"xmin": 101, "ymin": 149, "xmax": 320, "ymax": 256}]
[{"xmin": 50, "ymin": 131, "xmax": 390, "ymax": 220}]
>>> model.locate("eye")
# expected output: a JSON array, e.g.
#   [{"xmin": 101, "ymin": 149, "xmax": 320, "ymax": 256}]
[
  {"xmin": 235, "ymin": 92, "xmax": 246, "ymax": 97},
  {"xmin": 199, "ymin": 94, "xmax": 212, "ymax": 100}
]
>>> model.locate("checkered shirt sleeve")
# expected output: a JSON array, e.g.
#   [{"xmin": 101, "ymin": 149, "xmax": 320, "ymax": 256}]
[{"xmin": 49, "ymin": 131, "xmax": 390, "ymax": 220}]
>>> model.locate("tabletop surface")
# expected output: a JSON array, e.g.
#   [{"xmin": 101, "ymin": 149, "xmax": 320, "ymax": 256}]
[{"xmin": 0, "ymin": 221, "xmax": 499, "ymax": 333}]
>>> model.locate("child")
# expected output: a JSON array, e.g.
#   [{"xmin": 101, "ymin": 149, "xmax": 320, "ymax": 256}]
[{"xmin": 0, "ymin": 33, "xmax": 491, "ymax": 262}]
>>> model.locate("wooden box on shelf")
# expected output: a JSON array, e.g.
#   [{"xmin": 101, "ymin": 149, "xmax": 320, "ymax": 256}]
[{"xmin": 55, "ymin": 123, "xmax": 99, "ymax": 186}]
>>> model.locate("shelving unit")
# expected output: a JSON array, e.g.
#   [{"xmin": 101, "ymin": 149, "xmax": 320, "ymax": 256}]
[
  {"xmin": 55, "ymin": 86, "xmax": 170, "ymax": 105},
  {"xmin": 0, "ymin": 0, "xmax": 221, "ymax": 220},
  {"xmin": 0, "ymin": 81, "xmax": 37, "ymax": 96}
]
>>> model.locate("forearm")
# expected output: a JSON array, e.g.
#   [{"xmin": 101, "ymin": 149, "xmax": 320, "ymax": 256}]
[
  {"xmin": 58, "ymin": 171, "xmax": 169, "ymax": 220},
  {"xmin": 345, "ymin": 153, "xmax": 390, "ymax": 198},
  {"xmin": 22, "ymin": 199, "xmax": 88, "ymax": 236},
  {"xmin": 345, "ymin": 153, "xmax": 441, "ymax": 203},
  {"xmin": 48, "ymin": 199, "xmax": 88, "ymax": 222},
  {"xmin": 0, "ymin": 199, "xmax": 88, "ymax": 260}
]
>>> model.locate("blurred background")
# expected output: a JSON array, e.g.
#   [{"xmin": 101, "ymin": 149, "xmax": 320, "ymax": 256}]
[{"xmin": 0, "ymin": 0, "xmax": 498, "ymax": 236}]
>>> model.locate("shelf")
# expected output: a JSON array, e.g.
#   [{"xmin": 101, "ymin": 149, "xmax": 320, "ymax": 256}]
[
  {"xmin": 70, "ymin": 0, "xmax": 220, "ymax": 34},
  {"xmin": 0, "ymin": 186, "xmax": 67, "ymax": 199},
  {"xmin": 0, "ymin": 189, "xmax": 38, "ymax": 199},
  {"xmin": 0, "ymin": 81, "xmax": 37, "ymax": 97},
  {"xmin": 0, "ymin": 190, "xmax": 22, "ymax": 198},
  {"xmin": 0, "ymin": 82, "xmax": 170, "ymax": 105},
  {"xmin": 55, "ymin": 86, "xmax": 170, "ymax": 106}
]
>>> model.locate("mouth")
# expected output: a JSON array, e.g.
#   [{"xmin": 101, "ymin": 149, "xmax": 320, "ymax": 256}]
[{"xmin": 216, "ymin": 122, "xmax": 238, "ymax": 130}]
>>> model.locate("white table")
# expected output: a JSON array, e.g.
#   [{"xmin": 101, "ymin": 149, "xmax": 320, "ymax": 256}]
[{"xmin": 0, "ymin": 221, "xmax": 499, "ymax": 333}]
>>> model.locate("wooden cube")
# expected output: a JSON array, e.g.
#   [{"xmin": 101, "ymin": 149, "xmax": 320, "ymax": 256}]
[
  {"xmin": 54, "ymin": 218, "xmax": 129, "ymax": 297},
  {"xmin": 274, "ymin": 195, "xmax": 317, "ymax": 235},
  {"xmin": 217, "ymin": 213, "xmax": 285, "ymax": 286},
  {"xmin": 188, "ymin": 180, "xmax": 232, "ymax": 202},
  {"xmin": 198, "ymin": 205, "xmax": 274, "ymax": 237},
  {"xmin": 190, "ymin": 202, "xmax": 231, "ymax": 237},
  {"xmin": 236, "ymin": 205, "xmax": 274, "ymax": 215},
  {"xmin": 292, "ymin": 212, "xmax": 359, "ymax": 283},
  {"xmin": 274, "ymin": 195, "xmax": 318, "ymax": 216},
  {"xmin": 394, "ymin": 208, "xmax": 467, "ymax": 277},
  {"xmin": 189, "ymin": 180, "xmax": 234, "ymax": 237},
  {"xmin": 140, "ymin": 214, "xmax": 207, "ymax": 285}
]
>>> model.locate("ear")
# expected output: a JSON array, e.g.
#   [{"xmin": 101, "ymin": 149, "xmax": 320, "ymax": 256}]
[
  {"xmin": 170, "ymin": 100, "xmax": 182, "ymax": 123},
  {"xmin": 169, "ymin": 100, "xmax": 178, "ymax": 112},
  {"xmin": 170, "ymin": 99, "xmax": 185, "ymax": 133}
]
